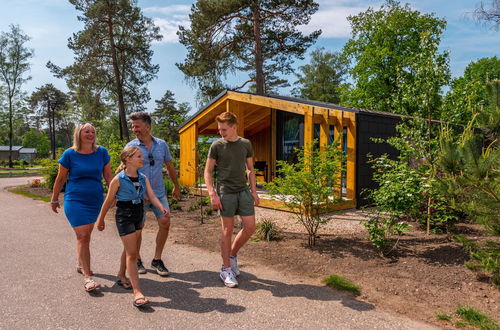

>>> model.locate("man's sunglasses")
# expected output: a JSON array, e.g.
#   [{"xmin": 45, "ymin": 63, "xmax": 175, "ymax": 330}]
[{"xmin": 148, "ymin": 153, "xmax": 155, "ymax": 166}]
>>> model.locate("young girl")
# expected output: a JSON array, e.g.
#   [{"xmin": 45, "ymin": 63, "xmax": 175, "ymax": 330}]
[{"xmin": 96, "ymin": 146, "xmax": 168, "ymax": 307}]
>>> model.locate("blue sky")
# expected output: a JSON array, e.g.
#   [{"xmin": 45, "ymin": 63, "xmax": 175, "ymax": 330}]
[{"xmin": 0, "ymin": 0, "xmax": 498, "ymax": 115}]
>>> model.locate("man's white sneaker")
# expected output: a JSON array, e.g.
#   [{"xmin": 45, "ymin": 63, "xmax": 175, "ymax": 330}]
[
  {"xmin": 230, "ymin": 256, "xmax": 240, "ymax": 276},
  {"xmin": 220, "ymin": 267, "xmax": 238, "ymax": 288}
]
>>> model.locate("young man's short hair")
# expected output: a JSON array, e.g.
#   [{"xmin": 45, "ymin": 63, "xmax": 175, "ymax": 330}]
[
  {"xmin": 215, "ymin": 112, "xmax": 238, "ymax": 126},
  {"xmin": 128, "ymin": 112, "xmax": 152, "ymax": 126}
]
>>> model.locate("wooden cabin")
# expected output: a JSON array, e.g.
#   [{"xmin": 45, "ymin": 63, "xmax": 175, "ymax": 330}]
[{"xmin": 179, "ymin": 90, "xmax": 402, "ymax": 210}]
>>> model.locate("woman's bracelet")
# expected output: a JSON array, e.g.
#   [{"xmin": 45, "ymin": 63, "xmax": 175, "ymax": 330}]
[{"xmin": 51, "ymin": 200, "xmax": 59, "ymax": 204}]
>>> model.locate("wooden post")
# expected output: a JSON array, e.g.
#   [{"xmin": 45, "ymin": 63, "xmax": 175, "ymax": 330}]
[
  {"xmin": 179, "ymin": 123, "xmax": 198, "ymax": 186},
  {"xmin": 227, "ymin": 99, "xmax": 244, "ymax": 137},
  {"xmin": 304, "ymin": 105, "xmax": 314, "ymax": 148},
  {"xmin": 270, "ymin": 108, "xmax": 276, "ymax": 180},
  {"xmin": 346, "ymin": 112, "xmax": 356, "ymax": 201},
  {"xmin": 320, "ymin": 110, "xmax": 329, "ymax": 153}
]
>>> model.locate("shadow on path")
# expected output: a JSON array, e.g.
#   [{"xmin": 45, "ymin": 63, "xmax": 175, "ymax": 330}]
[{"xmin": 93, "ymin": 270, "xmax": 374, "ymax": 314}]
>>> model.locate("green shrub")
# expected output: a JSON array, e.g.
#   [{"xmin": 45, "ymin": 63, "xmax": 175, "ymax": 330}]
[
  {"xmin": 362, "ymin": 215, "xmax": 410, "ymax": 255},
  {"xmin": 265, "ymin": 140, "xmax": 344, "ymax": 247},
  {"xmin": 255, "ymin": 218, "xmax": 281, "ymax": 241},
  {"xmin": 39, "ymin": 158, "xmax": 59, "ymax": 190},
  {"xmin": 454, "ymin": 235, "xmax": 500, "ymax": 286},
  {"xmin": 164, "ymin": 178, "xmax": 174, "ymax": 197},
  {"xmin": 322, "ymin": 274, "xmax": 361, "ymax": 296}
]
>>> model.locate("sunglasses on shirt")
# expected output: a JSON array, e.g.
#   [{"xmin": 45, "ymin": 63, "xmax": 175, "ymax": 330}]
[{"xmin": 148, "ymin": 153, "xmax": 155, "ymax": 166}]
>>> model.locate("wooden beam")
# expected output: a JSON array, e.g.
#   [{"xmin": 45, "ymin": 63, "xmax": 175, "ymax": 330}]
[
  {"xmin": 346, "ymin": 113, "xmax": 356, "ymax": 200},
  {"xmin": 227, "ymin": 91, "xmax": 305, "ymax": 115},
  {"xmin": 304, "ymin": 105, "xmax": 314, "ymax": 146},
  {"xmin": 179, "ymin": 123, "xmax": 198, "ymax": 186},
  {"xmin": 320, "ymin": 111, "xmax": 329, "ymax": 152},
  {"xmin": 227, "ymin": 99, "xmax": 245, "ymax": 137},
  {"xmin": 271, "ymin": 108, "xmax": 277, "ymax": 179},
  {"xmin": 179, "ymin": 93, "xmax": 228, "ymax": 134}
]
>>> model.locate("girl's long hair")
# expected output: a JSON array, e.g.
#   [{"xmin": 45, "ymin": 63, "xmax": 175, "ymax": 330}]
[
  {"xmin": 116, "ymin": 146, "xmax": 141, "ymax": 174},
  {"xmin": 71, "ymin": 123, "xmax": 98, "ymax": 152}
]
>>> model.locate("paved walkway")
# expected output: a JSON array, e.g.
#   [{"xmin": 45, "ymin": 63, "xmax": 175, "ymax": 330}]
[{"xmin": 0, "ymin": 177, "xmax": 437, "ymax": 329}]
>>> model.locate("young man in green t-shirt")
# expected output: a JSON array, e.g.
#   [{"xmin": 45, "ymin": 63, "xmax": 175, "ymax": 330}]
[{"xmin": 204, "ymin": 112, "xmax": 260, "ymax": 287}]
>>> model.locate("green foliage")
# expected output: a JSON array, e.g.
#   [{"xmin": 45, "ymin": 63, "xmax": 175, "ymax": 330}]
[
  {"xmin": 49, "ymin": 0, "xmax": 162, "ymax": 140},
  {"xmin": 367, "ymin": 119, "xmax": 461, "ymax": 235},
  {"xmin": 442, "ymin": 57, "xmax": 500, "ymax": 124},
  {"xmin": 362, "ymin": 216, "xmax": 410, "ymax": 255},
  {"xmin": 455, "ymin": 306, "xmax": 500, "ymax": 330},
  {"xmin": 265, "ymin": 140, "xmax": 344, "ymax": 247},
  {"xmin": 177, "ymin": 0, "xmax": 321, "ymax": 100},
  {"xmin": 101, "ymin": 134, "xmax": 126, "ymax": 174},
  {"xmin": 322, "ymin": 274, "xmax": 361, "ymax": 296},
  {"xmin": 342, "ymin": 0, "xmax": 449, "ymax": 116},
  {"xmin": 436, "ymin": 117, "xmax": 500, "ymax": 236},
  {"xmin": 39, "ymin": 157, "xmax": 60, "ymax": 190},
  {"xmin": 368, "ymin": 154, "xmax": 424, "ymax": 218},
  {"xmin": 151, "ymin": 90, "xmax": 190, "ymax": 152},
  {"xmin": 292, "ymin": 47, "xmax": 349, "ymax": 103},
  {"xmin": 0, "ymin": 24, "xmax": 33, "ymax": 167},
  {"xmin": 28, "ymin": 84, "xmax": 70, "ymax": 158},
  {"xmin": 164, "ymin": 178, "xmax": 174, "ymax": 197},
  {"xmin": 255, "ymin": 218, "xmax": 281, "ymax": 241},
  {"xmin": 22, "ymin": 129, "xmax": 50, "ymax": 156},
  {"xmin": 436, "ymin": 313, "xmax": 452, "ymax": 322},
  {"xmin": 454, "ymin": 235, "xmax": 500, "ymax": 286}
]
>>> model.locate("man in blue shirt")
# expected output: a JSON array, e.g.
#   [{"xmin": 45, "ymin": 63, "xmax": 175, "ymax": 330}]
[{"xmin": 127, "ymin": 112, "xmax": 180, "ymax": 276}]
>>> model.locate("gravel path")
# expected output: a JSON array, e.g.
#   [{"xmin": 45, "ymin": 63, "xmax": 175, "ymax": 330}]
[{"xmin": 0, "ymin": 177, "xmax": 436, "ymax": 329}]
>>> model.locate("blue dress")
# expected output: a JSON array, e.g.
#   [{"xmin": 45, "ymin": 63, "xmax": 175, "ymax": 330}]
[{"xmin": 58, "ymin": 146, "xmax": 110, "ymax": 227}]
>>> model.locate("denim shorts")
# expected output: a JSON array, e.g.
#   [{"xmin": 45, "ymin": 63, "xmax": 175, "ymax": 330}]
[
  {"xmin": 219, "ymin": 189, "xmax": 255, "ymax": 217},
  {"xmin": 143, "ymin": 195, "xmax": 170, "ymax": 221}
]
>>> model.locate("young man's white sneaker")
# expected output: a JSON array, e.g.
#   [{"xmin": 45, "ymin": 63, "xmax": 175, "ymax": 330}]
[
  {"xmin": 220, "ymin": 267, "xmax": 238, "ymax": 288},
  {"xmin": 229, "ymin": 256, "xmax": 240, "ymax": 276}
]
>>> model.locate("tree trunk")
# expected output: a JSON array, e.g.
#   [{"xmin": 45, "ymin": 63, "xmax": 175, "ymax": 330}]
[
  {"xmin": 106, "ymin": 4, "xmax": 129, "ymax": 141},
  {"xmin": 251, "ymin": 1, "xmax": 265, "ymax": 95},
  {"xmin": 8, "ymin": 96, "xmax": 13, "ymax": 168}
]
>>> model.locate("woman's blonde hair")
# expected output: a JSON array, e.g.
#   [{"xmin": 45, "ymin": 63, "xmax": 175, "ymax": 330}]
[
  {"xmin": 71, "ymin": 123, "xmax": 98, "ymax": 152},
  {"xmin": 116, "ymin": 146, "xmax": 141, "ymax": 173}
]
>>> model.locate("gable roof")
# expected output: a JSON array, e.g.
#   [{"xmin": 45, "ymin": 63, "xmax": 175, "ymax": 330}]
[
  {"xmin": 179, "ymin": 90, "xmax": 408, "ymax": 132},
  {"xmin": 19, "ymin": 148, "xmax": 37, "ymax": 154},
  {"xmin": 0, "ymin": 146, "xmax": 23, "ymax": 151}
]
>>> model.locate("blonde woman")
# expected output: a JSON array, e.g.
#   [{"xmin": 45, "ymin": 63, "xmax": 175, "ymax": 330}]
[
  {"xmin": 96, "ymin": 146, "xmax": 167, "ymax": 307},
  {"xmin": 51, "ymin": 123, "xmax": 113, "ymax": 292}
]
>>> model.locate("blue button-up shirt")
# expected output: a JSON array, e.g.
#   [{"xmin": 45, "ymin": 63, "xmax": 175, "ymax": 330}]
[{"xmin": 126, "ymin": 136, "xmax": 172, "ymax": 199}]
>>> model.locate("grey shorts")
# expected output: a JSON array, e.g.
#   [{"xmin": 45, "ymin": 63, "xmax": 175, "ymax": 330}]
[
  {"xmin": 219, "ymin": 189, "xmax": 255, "ymax": 218},
  {"xmin": 143, "ymin": 195, "xmax": 170, "ymax": 223}
]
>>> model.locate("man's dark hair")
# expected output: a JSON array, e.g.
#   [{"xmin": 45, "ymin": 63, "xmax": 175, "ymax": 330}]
[{"xmin": 128, "ymin": 112, "xmax": 152, "ymax": 126}]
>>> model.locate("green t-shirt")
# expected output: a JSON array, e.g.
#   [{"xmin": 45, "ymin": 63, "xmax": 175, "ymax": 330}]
[{"xmin": 208, "ymin": 137, "xmax": 253, "ymax": 194}]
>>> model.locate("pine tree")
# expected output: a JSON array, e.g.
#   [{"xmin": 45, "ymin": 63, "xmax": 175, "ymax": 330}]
[
  {"xmin": 49, "ymin": 0, "xmax": 162, "ymax": 141},
  {"xmin": 177, "ymin": 0, "xmax": 321, "ymax": 101},
  {"xmin": 151, "ymin": 90, "xmax": 190, "ymax": 150}
]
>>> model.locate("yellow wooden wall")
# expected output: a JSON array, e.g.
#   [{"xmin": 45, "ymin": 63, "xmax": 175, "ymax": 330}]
[{"xmin": 179, "ymin": 123, "xmax": 197, "ymax": 186}]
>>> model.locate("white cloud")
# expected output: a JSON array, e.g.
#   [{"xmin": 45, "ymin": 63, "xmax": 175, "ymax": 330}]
[
  {"xmin": 153, "ymin": 17, "xmax": 190, "ymax": 44},
  {"xmin": 299, "ymin": 2, "xmax": 379, "ymax": 38},
  {"xmin": 144, "ymin": 5, "xmax": 191, "ymax": 44},
  {"xmin": 143, "ymin": 5, "xmax": 191, "ymax": 15}
]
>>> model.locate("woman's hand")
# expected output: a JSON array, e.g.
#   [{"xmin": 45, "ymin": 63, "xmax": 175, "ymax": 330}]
[
  {"xmin": 51, "ymin": 201, "xmax": 60, "ymax": 213},
  {"xmin": 96, "ymin": 219, "xmax": 105, "ymax": 231},
  {"xmin": 162, "ymin": 208, "xmax": 169, "ymax": 216}
]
